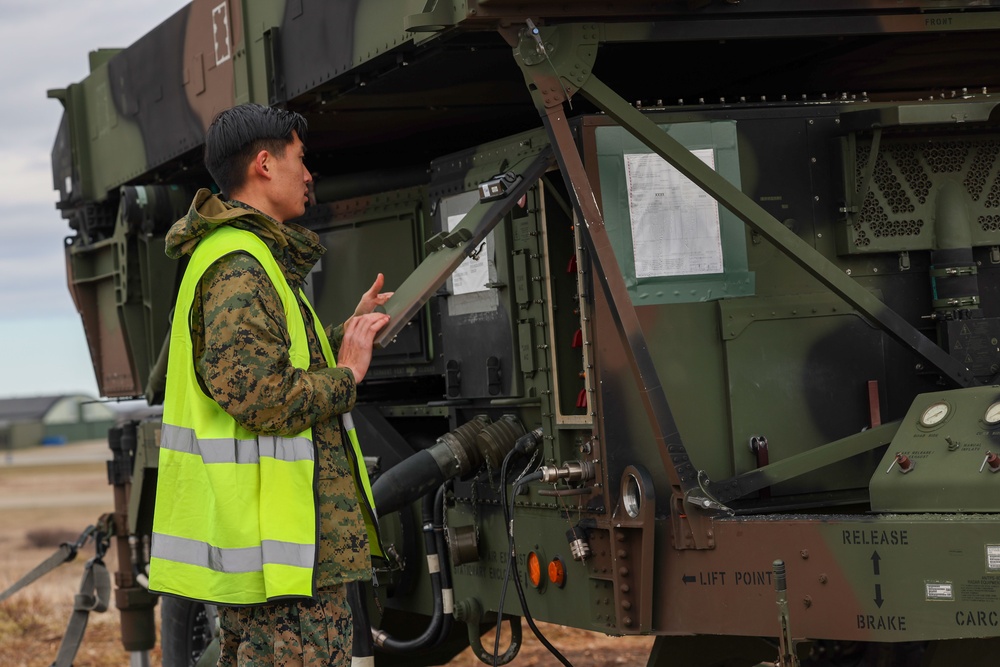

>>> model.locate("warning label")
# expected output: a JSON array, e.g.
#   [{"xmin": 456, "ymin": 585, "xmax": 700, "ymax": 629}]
[
  {"xmin": 987, "ymin": 545, "xmax": 1000, "ymax": 572},
  {"xmin": 926, "ymin": 582, "xmax": 954, "ymax": 601}
]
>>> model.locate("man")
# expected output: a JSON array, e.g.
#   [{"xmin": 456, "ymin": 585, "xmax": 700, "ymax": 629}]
[{"xmin": 148, "ymin": 102, "xmax": 390, "ymax": 666}]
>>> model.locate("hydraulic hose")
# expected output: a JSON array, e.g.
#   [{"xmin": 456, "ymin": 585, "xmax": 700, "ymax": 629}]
[
  {"xmin": 371, "ymin": 448, "xmax": 448, "ymax": 516},
  {"xmin": 371, "ymin": 416, "xmax": 527, "ymax": 516},
  {"xmin": 431, "ymin": 483, "xmax": 454, "ymax": 648},
  {"xmin": 368, "ymin": 422, "xmax": 540, "ymax": 656},
  {"xmin": 372, "ymin": 493, "xmax": 446, "ymax": 653},
  {"xmin": 371, "ymin": 416, "xmax": 491, "ymax": 516}
]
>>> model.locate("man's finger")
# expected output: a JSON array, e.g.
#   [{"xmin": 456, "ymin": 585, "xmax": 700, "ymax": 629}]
[
  {"xmin": 345, "ymin": 313, "xmax": 389, "ymax": 340},
  {"xmin": 367, "ymin": 273, "xmax": 385, "ymax": 296},
  {"xmin": 363, "ymin": 313, "xmax": 390, "ymax": 332}
]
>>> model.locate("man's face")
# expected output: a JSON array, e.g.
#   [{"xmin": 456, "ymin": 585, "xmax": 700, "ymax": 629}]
[{"xmin": 268, "ymin": 130, "xmax": 312, "ymax": 222}]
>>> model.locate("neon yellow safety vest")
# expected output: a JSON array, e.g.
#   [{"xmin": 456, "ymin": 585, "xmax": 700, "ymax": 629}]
[{"xmin": 149, "ymin": 226, "xmax": 380, "ymax": 605}]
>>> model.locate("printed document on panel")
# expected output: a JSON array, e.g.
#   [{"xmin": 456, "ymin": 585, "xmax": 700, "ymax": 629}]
[
  {"xmin": 624, "ymin": 150, "xmax": 722, "ymax": 278},
  {"xmin": 448, "ymin": 213, "xmax": 490, "ymax": 294}
]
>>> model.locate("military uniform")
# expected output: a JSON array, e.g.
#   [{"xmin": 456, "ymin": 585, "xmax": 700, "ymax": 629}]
[{"xmin": 164, "ymin": 189, "xmax": 372, "ymax": 666}]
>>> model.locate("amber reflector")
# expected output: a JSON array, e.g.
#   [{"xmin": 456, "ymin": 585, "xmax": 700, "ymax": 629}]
[
  {"xmin": 548, "ymin": 557, "xmax": 566, "ymax": 588},
  {"xmin": 527, "ymin": 551, "xmax": 543, "ymax": 588}
]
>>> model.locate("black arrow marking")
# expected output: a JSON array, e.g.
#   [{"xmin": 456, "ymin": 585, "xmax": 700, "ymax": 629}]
[
  {"xmin": 874, "ymin": 584, "xmax": 884, "ymax": 608},
  {"xmin": 682, "ymin": 574, "xmax": 696, "ymax": 584},
  {"xmin": 871, "ymin": 550, "xmax": 881, "ymax": 576}
]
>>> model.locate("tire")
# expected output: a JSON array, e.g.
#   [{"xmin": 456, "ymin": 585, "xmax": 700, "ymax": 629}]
[{"xmin": 160, "ymin": 596, "xmax": 218, "ymax": 667}]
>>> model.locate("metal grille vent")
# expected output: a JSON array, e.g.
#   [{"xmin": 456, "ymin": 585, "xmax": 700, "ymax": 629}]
[
  {"xmin": 854, "ymin": 152, "xmax": 923, "ymax": 239},
  {"xmin": 924, "ymin": 141, "xmax": 969, "ymax": 174},
  {"xmin": 980, "ymin": 214, "xmax": 1000, "ymax": 232},
  {"xmin": 964, "ymin": 140, "xmax": 999, "ymax": 203},
  {"xmin": 889, "ymin": 144, "xmax": 931, "ymax": 205},
  {"xmin": 845, "ymin": 133, "xmax": 1000, "ymax": 253}
]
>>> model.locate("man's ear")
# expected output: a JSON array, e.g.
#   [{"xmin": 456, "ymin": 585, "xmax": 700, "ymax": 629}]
[{"xmin": 252, "ymin": 149, "xmax": 272, "ymax": 180}]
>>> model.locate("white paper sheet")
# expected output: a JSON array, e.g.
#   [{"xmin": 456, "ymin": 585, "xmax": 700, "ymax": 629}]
[
  {"xmin": 447, "ymin": 213, "xmax": 490, "ymax": 294},
  {"xmin": 624, "ymin": 150, "xmax": 723, "ymax": 278}
]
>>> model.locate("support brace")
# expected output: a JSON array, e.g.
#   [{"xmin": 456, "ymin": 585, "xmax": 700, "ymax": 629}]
[{"xmin": 509, "ymin": 20, "xmax": 976, "ymax": 533}]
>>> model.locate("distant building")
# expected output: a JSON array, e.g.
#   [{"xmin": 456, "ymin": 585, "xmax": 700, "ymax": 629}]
[{"xmin": 0, "ymin": 394, "xmax": 118, "ymax": 450}]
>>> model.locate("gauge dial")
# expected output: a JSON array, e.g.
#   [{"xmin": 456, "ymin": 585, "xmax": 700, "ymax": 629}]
[
  {"xmin": 985, "ymin": 401, "xmax": 1000, "ymax": 425},
  {"xmin": 920, "ymin": 401, "xmax": 950, "ymax": 427}
]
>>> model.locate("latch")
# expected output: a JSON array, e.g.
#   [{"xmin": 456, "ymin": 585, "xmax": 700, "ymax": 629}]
[
  {"xmin": 446, "ymin": 359, "xmax": 461, "ymax": 397},
  {"xmin": 478, "ymin": 171, "xmax": 523, "ymax": 202},
  {"xmin": 424, "ymin": 227, "xmax": 472, "ymax": 255}
]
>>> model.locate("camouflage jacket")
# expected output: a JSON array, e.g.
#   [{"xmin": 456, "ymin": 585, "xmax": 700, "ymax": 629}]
[{"xmin": 165, "ymin": 188, "xmax": 371, "ymax": 589}]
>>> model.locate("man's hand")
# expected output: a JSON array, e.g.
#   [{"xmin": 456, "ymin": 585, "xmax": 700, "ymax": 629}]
[
  {"xmin": 353, "ymin": 273, "xmax": 394, "ymax": 318},
  {"xmin": 337, "ymin": 312, "xmax": 390, "ymax": 383}
]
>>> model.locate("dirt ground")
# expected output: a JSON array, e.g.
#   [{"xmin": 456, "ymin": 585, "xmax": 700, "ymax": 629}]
[
  {"xmin": 0, "ymin": 441, "xmax": 138, "ymax": 667},
  {"xmin": 0, "ymin": 440, "xmax": 654, "ymax": 667}
]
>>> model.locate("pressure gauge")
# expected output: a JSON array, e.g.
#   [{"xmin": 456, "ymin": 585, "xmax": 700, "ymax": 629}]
[
  {"xmin": 919, "ymin": 401, "xmax": 950, "ymax": 428},
  {"xmin": 984, "ymin": 401, "xmax": 1000, "ymax": 426}
]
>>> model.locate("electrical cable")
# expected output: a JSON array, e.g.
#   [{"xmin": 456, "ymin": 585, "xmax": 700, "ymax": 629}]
[
  {"xmin": 507, "ymin": 471, "xmax": 572, "ymax": 667},
  {"xmin": 493, "ymin": 440, "xmax": 573, "ymax": 667},
  {"xmin": 491, "ymin": 429, "xmax": 543, "ymax": 663},
  {"xmin": 492, "ymin": 451, "xmax": 517, "ymax": 666}
]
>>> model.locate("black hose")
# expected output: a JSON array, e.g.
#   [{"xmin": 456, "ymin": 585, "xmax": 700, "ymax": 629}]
[
  {"xmin": 370, "ymin": 425, "xmax": 547, "ymax": 657},
  {"xmin": 374, "ymin": 493, "xmax": 445, "ymax": 653},
  {"xmin": 371, "ymin": 449, "xmax": 448, "ymax": 516},
  {"xmin": 431, "ymin": 483, "xmax": 454, "ymax": 648}
]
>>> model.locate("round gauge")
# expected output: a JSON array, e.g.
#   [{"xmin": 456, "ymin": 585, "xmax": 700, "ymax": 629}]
[
  {"xmin": 985, "ymin": 401, "xmax": 1000, "ymax": 425},
  {"xmin": 920, "ymin": 401, "xmax": 950, "ymax": 427}
]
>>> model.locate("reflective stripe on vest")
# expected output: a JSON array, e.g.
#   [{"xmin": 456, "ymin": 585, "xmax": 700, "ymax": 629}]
[
  {"xmin": 153, "ymin": 533, "xmax": 315, "ymax": 572},
  {"xmin": 160, "ymin": 423, "xmax": 315, "ymax": 464},
  {"xmin": 149, "ymin": 226, "xmax": 378, "ymax": 606}
]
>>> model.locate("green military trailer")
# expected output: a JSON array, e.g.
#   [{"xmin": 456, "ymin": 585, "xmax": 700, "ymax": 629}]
[{"xmin": 45, "ymin": 1, "xmax": 1000, "ymax": 665}]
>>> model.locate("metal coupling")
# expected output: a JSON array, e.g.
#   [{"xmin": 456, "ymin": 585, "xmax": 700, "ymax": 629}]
[
  {"xmin": 371, "ymin": 628, "xmax": 390, "ymax": 648},
  {"xmin": 539, "ymin": 460, "xmax": 596, "ymax": 483},
  {"xmin": 568, "ymin": 536, "xmax": 591, "ymax": 562},
  {"xmin": 566, "ymin": 522, "xmax": 592, "ymax": 561}
]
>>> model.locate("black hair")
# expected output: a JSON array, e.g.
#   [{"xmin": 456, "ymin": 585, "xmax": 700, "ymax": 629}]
[{"xmin": 203, "ymin": 103, "xmax": 308, "ymax": 196}]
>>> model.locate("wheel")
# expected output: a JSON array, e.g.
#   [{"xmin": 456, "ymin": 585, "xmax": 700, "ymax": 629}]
[{"xmin": 160, "ymin": 596, "xmax": 218, "ymax": 667}]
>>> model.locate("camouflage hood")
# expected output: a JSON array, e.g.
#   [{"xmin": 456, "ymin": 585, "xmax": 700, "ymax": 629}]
[{"xmin": 165, "ymin": 188, "xmax": 325, "ymax": 286}]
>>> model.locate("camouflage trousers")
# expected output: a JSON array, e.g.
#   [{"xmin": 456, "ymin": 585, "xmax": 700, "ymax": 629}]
[{"xmin": 217, "ymin": 585, "xmax": 353, "ymax": 666}]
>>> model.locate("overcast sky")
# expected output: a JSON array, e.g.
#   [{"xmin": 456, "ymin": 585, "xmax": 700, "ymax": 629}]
[{"xmin": 0, "ymin": 0, "xmax": 189, "ymax": 399}]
